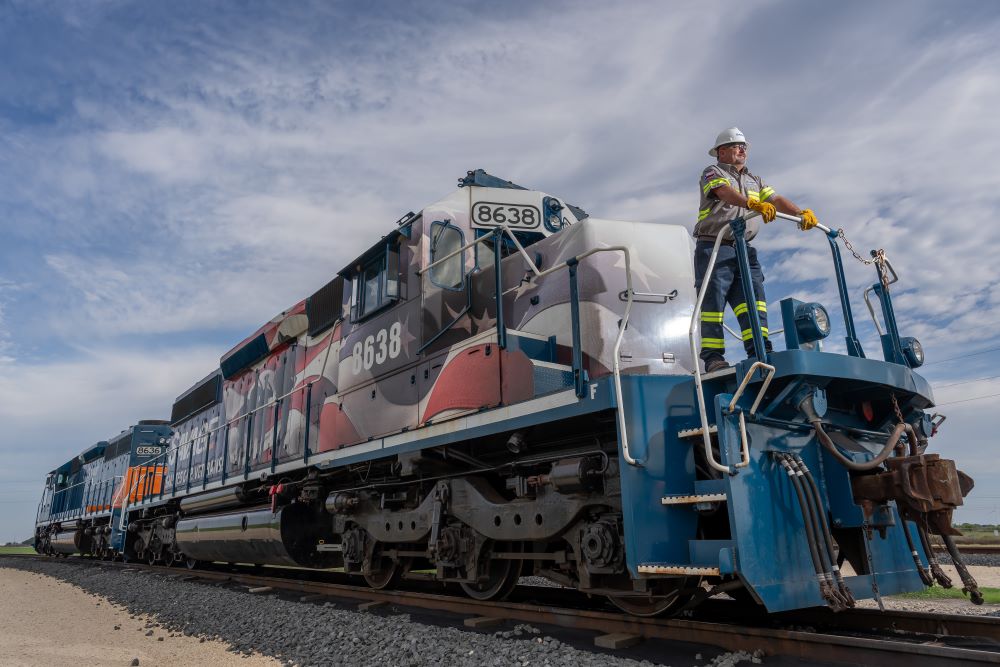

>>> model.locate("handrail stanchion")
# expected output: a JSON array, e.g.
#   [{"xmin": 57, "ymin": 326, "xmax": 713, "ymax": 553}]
[
  {"xmin": 171, "ymin": 446, "xmax": 178, "ymax": 496},
  {"xmin": 730, "ymin": 217, "xmax": 768, "ymax": 363},
  {"xmin": 826, "ymin": 231, "xmax": 864, "ymax": 358},
  {"xmin": 202, "ymin": 431, "xmax": 212, "ymax": 489},
  {"xmin": 222, "ymin": 423, "xmax": 231, "ymax": 483},
  {"xmin": 567, "ymin": 258, "xmax": 586, "ymax": 398},
  {"xmin": 688, "ymin": 229, "xmax": 733, "ymax": 474},
  {"xmin": 493, "ymin": 227, "xmax": 506, "ymax": 350},
  {"xmin": 271, "ymin": 401, "xmax": 281, "ymax": 474},
  {"xmin": 302, "ymin": 385, "xmax": 312, "ymax": 465},
  {"xmin": 185, "ymin": 439, "xmax": 194, "ymax": 492},
  {"xmin": 244, "ymin": 413, "xmax": 254, "ymax": 479}
]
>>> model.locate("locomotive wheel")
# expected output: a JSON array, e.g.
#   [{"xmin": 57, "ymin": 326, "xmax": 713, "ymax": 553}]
[
  {"xmin": 459, "ymin": 543, "xmax": 522, "ymax": 601},
  {"xmin": 607, "ymin": 579, "xmax": 693, "ymax": 617},
  {"xmin": 185, "ymin": 557, "xmax": 200, "ymax": 570},
  {"xmin": 363, "ymin": 558, "xmax": 402, "ymax": 590}
]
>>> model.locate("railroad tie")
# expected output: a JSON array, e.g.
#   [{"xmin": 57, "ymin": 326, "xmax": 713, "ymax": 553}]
[{"xmin": 594, "ymin": 633, "xmax": 642, "ymax": 649}]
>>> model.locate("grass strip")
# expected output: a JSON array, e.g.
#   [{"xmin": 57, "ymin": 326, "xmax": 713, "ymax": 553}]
[
  {"xmin": 0, "ymin": 546, "xmax": 37, "ymax": 555},
  {"xmin": 895, "ymin": 585, "xmax": 1000, "ymax": 604}
]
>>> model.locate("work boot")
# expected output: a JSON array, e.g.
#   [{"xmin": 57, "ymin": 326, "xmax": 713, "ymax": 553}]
[{"xmin": 705, "ymin": 358, "xmax": 730, "ymax": 373}]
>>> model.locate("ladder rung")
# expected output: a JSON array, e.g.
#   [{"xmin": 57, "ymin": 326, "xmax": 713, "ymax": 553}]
[
  {"xmin": 677, "ymin": 425, "xmax": 717, "ymax": 439},
  {"xmin": 661, "ymin": 493, "xmax": 727, "ymax": 505},
  {"xmin": 638, "ymin": 564, "xmax": 721, "ymax": 576}
]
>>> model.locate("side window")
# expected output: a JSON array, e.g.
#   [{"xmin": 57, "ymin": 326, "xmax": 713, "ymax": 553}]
[
  {"xmin": 349, "ymin": 245, "xmax": 400, "ymax": 321},
  {"xmin": 474, "ymin": 229, "xmax": 544, "ymax": 271},
  {"xmin": 430, "ymin": 221, "xmax": 465, "ymax": 290}
]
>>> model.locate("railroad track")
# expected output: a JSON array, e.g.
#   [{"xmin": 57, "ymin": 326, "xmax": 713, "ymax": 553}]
[
  {"xmin": 15, "ymin": 554, "xmax": 998, "ymax": 666},
  {"xmin": 933, "ymin": 544, "xmax": 1000, "ymax": 555}
]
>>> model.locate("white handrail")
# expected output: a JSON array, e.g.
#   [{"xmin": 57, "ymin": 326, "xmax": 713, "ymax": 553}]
[
  {"xmin": 417, "ymin": 224, "xmax": 542, "ymax": 279},
  {"xmin": 689, "ymin": 229, "xmax": 731, "ymax": 473}
]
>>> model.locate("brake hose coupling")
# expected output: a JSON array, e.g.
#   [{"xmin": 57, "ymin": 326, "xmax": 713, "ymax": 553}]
[{"xmin": 795, "ymin": 386, "xmax": 827, "ymax": 423}]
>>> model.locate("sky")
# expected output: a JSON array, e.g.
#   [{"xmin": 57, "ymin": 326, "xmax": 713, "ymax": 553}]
[{"xmin": 2, "ymin": 0, "xmax": 1000, "ymax": 542}]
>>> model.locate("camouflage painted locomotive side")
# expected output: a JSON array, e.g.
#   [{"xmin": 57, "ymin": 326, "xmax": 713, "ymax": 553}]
[{"xmin": 162, "ymin": 181, "xmax": 700, "ymax": 487}]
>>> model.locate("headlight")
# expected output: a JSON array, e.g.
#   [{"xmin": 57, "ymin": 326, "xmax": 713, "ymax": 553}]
[
  {"xmin": 901, "ymin": 337, "xmax": 924, "ymax": 368},
  {"xmin": 794, "ymin": 302, "xmax": 831, "ymax": 343}
]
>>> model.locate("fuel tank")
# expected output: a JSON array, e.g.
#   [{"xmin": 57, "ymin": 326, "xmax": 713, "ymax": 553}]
[
  {"xmin": 175, "ymin": 502, "xmax": 337, "ymax": 567},
  {"xmin": 50, "ymin": 529, "xmax": 92, "ymax": 555}
]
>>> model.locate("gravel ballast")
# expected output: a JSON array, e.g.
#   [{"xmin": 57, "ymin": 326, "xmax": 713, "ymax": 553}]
[{"xmin": 1, "ymin": 557, "xmax": 753, "ymax": 667}]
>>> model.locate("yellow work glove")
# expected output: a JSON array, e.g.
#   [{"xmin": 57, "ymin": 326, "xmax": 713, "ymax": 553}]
[
  {"xmin": 746, "ymin": 197, "xmax": 776, "ymax": 222},
  {"xmin": 798, "ymin": 209, "xmax": 818, "ymax": 231}
]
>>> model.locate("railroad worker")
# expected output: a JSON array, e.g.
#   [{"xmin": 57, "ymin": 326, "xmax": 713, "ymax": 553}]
[{"xmin": 694, "ymin": 127, "xmax": 819, "ymax": 373}]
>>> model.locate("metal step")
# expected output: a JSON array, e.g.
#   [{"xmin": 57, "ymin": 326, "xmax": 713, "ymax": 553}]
[
  {"xmin": 677, "ymin": 424, "xmax": 717, "ymax": 439},
  {"xmin": 702, "ymin": 366, "xmax": 737, "ymax": 380},
  {"xmin": 530, "ymin": 359, "xmax": 575, "ymax": 395},
  {"xmin": 661, "ymin": 493, "xmax": 727, "ymax": 506},
  {"xmin": 637, "ymin": 564, "xmax": 721, "ymax": 576}
]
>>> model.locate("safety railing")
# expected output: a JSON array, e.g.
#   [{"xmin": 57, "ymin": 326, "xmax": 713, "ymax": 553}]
[
  {"xmin": 420, "ymin": 225, "xmax": 642, "ymax": 466},
  {"xmin": 40, "ymin": 473, "xmax": 124, "ymax": 523},
  {"xmin": 688, "ymin": 213, "xmax": 818, "ymax": 473}
]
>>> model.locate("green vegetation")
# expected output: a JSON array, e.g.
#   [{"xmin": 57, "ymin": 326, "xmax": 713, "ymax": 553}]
[
  {"xmin": 896, "ymin": 585, "xmax": 1000, "ymax": 604},
  {"xmin": 951, "ymin": 524, "xmax": 1000, "ymax": 545},
  {"xmin": 0, "ymin": 546, "xmax": 36, "ymax": 555}
]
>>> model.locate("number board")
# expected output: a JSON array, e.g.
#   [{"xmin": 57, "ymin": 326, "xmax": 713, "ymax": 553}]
[
  {"xmin": 473, "ymin": 202, "xmax": 541, "ymax": 230},
  {"xmin": 136, "ymin": 446, "xmax": 163, "ymax": 457}
]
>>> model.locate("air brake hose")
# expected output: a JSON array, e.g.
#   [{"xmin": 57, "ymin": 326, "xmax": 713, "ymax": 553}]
[
  {"xmin": 798, "ymin": 393, "xmax": 907, "ymax": 471},
  {"xmin": 792, "ymin": 455, "xmax": 855, "ymax": 607},
  {"xmin": 940, "ymin": 533, "xmax": 985, "ymax": 605},
  {"xmin": 903, "ymin": 521, "xmax": 935, "ymax": 587},
  {"xmin": 792, "ymin": 457, "xmax": 852, "ymax": 609},
  {"xmin": 916, "ymin": 523, "xmax": 954, "ymax": 588},
  {"xmin": 776, "ymin": 454, "xmax": 838, "ymax": 608}
]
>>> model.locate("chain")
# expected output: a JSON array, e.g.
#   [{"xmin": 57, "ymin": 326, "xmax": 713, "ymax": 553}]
[
  {"xmin": 837, "ymin": 229, "xmax": 891, "ymax": 293},
  {"xmin": 861, "ymin": 516, "xmax": 884, "ymax": 611},
  {"xmin": 837, "ymin": 229, "xmax": 873, "ymax": 264},
  {"xmin": 890, "ymin": 394, "xmax": 905, "ymax": 425}
]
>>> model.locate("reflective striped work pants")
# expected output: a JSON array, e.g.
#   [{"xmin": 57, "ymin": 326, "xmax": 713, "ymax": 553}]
[{"xmin": 693, "ymin": 240, "xmax": 773, "ymax": 364}]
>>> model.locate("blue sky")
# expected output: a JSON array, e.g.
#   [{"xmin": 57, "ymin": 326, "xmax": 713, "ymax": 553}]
[{"xmin": 2, "ymin": 0, "xmax": 1000, "ymax": 541}]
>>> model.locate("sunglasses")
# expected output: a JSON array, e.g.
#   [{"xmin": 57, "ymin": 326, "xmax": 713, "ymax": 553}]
[{"xmin": 721, "ymin": 143, "xmax": 747, "ymax": 152}]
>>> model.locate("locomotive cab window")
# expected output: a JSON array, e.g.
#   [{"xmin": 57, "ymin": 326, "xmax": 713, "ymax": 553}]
[
  {"xmin": 475, "ymin": 228, "xmax": 544, "ymax": 271},
  {"xmin": 348, "ymin": 242, "xmax": 400, "ymax": 322},
  {"xmin": 429, "ymin": 221, "xmax": 465, "ymax": 290}
]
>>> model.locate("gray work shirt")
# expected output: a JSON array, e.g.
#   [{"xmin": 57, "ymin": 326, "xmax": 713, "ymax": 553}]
[{"xmin": 694, "ymin": 162, "xmax": 775, "ymax": 243}]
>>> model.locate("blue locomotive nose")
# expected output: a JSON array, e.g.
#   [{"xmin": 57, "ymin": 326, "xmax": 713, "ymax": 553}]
[{"xmin": 613, "ymin": 214, "xmax": 979, "ymax": 612}]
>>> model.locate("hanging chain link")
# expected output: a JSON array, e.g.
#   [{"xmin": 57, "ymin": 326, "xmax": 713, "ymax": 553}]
[
  {"xmin": 862, "ymin": 516, "xmax": 885, "ymax": 611},
  {"xmin": 890, "ymin": 393, "xmax": 905, "ymax": 426},
  {"xmin": 837, "ymin": 229, "xmax": 891, "ymax": 292}
]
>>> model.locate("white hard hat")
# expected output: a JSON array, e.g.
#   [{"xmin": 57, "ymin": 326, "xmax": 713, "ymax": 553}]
[{"xmin": 709, "ymin": 127, "xmax": 749, "ymax": 157}]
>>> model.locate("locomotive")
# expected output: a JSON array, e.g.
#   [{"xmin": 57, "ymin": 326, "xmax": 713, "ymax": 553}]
[{"xmin": 35, "ymin": 169, "xmax": 980, "ymax": 615}]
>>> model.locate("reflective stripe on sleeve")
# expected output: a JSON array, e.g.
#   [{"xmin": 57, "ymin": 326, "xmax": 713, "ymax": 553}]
[
  {"xmin": 698, "ymin": 207, "xmax": 711, "ymax": 222},
  {"xmin": 702, "ymin": 178, "xmax": 730, "ymax": 195},
  {"xmin": 760, "ymin": 186, "xmax": 775, "ymax": 201}
]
